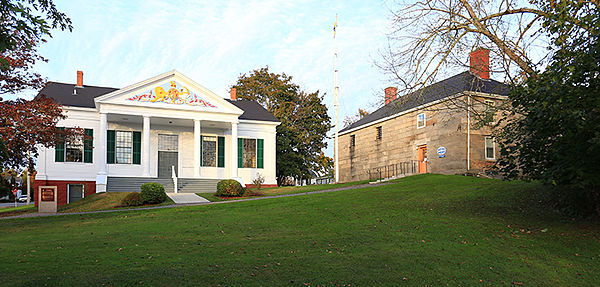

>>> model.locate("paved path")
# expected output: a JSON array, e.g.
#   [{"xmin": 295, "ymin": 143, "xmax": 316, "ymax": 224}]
[
  {"xmin": 167, "ymin": 193, "xmax": 210, "ymax": 204},
  {"xmin": 1, "ymin": 182, "xmax": 392, "ymax": 220}
]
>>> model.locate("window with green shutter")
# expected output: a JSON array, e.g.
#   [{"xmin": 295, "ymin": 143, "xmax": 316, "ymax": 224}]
[
  {"xmin": 217, "ymin": 136, "xmax": 225, "ymax": 167},
  {"xmin": 257, "ymin": 139, "xmax": 264, "ymax": 169},
  {"xmin": 133, "ymin": 131, "xmax": 141, "ymax": 164},
  {"xmin": 55, "ymin": 127, "xmax": 65, "ymax": 162},
  {"xmin": 107, "ymin": 130, "xmax": 115, "ymax": 164},
  {"xmin": 83, "ymin": 129, "xmax": 93, "ymax": 163},
  {"xmin": 238, "ymin": 138, "xmax": 243, "ymax": 168}
]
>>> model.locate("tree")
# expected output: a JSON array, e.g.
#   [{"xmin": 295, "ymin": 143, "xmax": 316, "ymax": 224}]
[
  {"xmin": 0, "ymin": 95, "xmax": 82, "ymax": 168},
  {"xmin": 0, "ymin": 96, "xmax": 82, "ymax": 204},
  {"xmin": 1, "ymin": 0, "xmax": 72, "ymax": 94},
  {"xmin": 496, "ymin": 0, "xmax": 599, "ymax": 216},
  {"xmin": 380, "ymin": 0, "xmax": 552, "ymax": 90},
  {"xmin": 0, "ymin": 0, "xmax": 73, "ymax": 204},
  {"xmin": 342, "ymin": 108, "xmax": 369, "ymax": 129},
  {"xmin": 232, "ymin": 67, "xmax": 331, "ymax": 186}
]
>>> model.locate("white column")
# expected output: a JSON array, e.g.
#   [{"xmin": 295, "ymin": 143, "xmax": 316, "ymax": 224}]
[
  {"xmin": 143, "ymin": 116, "xmax": 151, "ymax": 176},
  {"xmin": 194, "ymin": 119, "xmax": 201, "ymax": 177},
  {"xmin": 231, "ymin": 122, "xmax": 238, "ymax": 178},
  {"xmin": 96, "ymin": 113, "xmax": 108, "ymax": 192}
]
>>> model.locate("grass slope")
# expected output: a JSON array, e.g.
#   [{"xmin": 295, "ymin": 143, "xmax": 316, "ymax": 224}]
[
  {"xmin": 0, "ymin": 174, "xmax": 598, "ymax": 286},
  {"xmin": 57, "ymin": 192, "xmax": 174, "ymax": 213}
]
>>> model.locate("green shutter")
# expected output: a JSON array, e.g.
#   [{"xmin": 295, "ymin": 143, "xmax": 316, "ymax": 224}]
[
  {"xmin": 84, "ymin": 129, "xmax": 93, "ymax": 163},
  {"xmin": 257, "ymin": 139, "xmax": 264, "ymax": 169},
  {"xmin": 107, "ymin": 130, "xmax": 115, "ymax": 164},
  {"xmin": 238, "ymin": 138, "xmax": 243, "ymax": 168},
  {"xmin": 217, "ymin": 136, "xmax": 225, "ymax": 167},
  {"xmin": 133, "ymin": 131, "xmax": 141, "ymax": 165},
  {"xmin": 55, "ymin": 127, "xmax": 65, "ymax": 162},
  {"xmin": 200, "ymin": 135, "xmax": 203, "ymax": 167}
]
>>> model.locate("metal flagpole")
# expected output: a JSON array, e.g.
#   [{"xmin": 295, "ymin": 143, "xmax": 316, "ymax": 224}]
[{"xmin": 334, "ymin": 15, "xmax": 339, "ymax": 183}]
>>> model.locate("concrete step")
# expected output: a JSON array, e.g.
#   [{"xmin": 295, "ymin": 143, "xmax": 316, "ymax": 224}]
[
  {"xmin": 107, "ymin": 177, "xmax": 174, "ymax": 193},
  {"xmin": 177, "ymin": 178, "xmax": 221, "ymax": 194}
]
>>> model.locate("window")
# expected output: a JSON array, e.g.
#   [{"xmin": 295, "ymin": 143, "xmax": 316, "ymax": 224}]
[
  {"xmin": 158, "ymin": 134, "xmax": 178, "ymax": 151},
  {"xmin": 65, "ymin": 135, "xmax": 83, "ymax": 162},
  {"xmin": 116, "ymin": 131, "xmax": 132, "ymax": 164},
  {"xmin": 417, "ymin": 113, "xmax": 426, "ymax": 128},
  {"xmin": 56, "ymin": 128, "xmax": 93, "ymax": 163},
  {"xmin": 485, "ymin": 137, "xmax": 495, "ymax": 160},
  {"xmin": 484, "ymin": 100, "xmax": 496, "ymax": 124},
  {"xmin": 237, "ymin": 138, "xmax": 263, "ymax": 168},
  {"xmin": 202, "ymin": 136, "xmax": 217, "ymax": 167},
  {"xmin": 376, "ymin": 126, "xmax": 382, "ymax": 140},
  {"xmin": 243, "ymin": 138, "xmax": 257, "ymax": 168},
  {"xmin": 350, "ymin": 135, "xmax": 356, "ymax": 147},
  {"xmin": 107, "ymin": 130, "xmax": 140, "ymax": 164}
]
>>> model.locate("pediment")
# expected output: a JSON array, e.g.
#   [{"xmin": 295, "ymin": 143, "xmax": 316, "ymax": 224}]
[{"xmin": 94, "ymin": 70, "xmax": 242, "ymax": 115}]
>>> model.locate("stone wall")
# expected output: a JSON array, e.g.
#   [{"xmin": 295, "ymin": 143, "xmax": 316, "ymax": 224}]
[{"xmin": 338, "ymin": 95, "xmax": 500, "ymax": 182}]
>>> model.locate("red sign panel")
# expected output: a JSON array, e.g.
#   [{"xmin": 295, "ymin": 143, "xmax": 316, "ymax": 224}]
[{"xmin": 41, "ymin": 188, "xmax": 55, "ymax": 202}]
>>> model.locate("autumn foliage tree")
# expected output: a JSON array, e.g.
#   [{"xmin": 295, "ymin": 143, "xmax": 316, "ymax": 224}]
[
  {"xmin": 0, "ymin": 96, "xmax": 82, "ymax": 170},
  {"xmin": 232, "ymin": 67, "xmax": 331, "ymax": 185},
  {"xmin": 0, "ymin": 1, "xmax": 73, "ymax": 203},
  {"xmin": 1, "ymin": 0, "xmax": 72, "ymax": 94}
]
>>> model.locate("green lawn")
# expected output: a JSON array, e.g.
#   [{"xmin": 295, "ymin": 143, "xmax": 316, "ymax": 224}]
[
  {"xmin": 196, "ymin": 179, "xmax": 372, "ymax": 202},
  {"xmin": 57, "ymin": 192, "xmax": 174, "ymax": 213},
  {"xmin": 0, "ymin": 174, "xmax": 599, "ymax": 286}
]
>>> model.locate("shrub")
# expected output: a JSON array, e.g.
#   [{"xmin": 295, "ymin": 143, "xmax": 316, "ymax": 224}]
[
  {"xmin": 140, "ymin": 182, "xmax": 167, "ymax": 204},
  {"xmin": 215, "ymin": 179, "xmax": 244, "ymax": 197},
  {"xmin": 121, "ymin": 192, "xmax": 144, "ymax": 206},
  {"xmin": 252, "ymin": 173, "xmax": 265, "ymax": 190}
]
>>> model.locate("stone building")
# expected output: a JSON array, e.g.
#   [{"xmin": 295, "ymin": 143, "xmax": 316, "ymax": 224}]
[{"xmin": 338, "ymin": 49, "xmax": 510, "ymax": 182}]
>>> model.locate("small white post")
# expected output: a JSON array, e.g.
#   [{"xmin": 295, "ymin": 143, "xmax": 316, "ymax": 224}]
[{"xmin": 171, "ymin": 165, "xmax": 177, "ymax": 193}]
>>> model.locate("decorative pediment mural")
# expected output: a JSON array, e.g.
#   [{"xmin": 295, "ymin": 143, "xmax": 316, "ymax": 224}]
[{"xmin": 126, "ymin": 81, "xmax": 216, "ymax": 108}]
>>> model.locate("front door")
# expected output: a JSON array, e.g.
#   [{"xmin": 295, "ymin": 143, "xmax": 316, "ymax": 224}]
[
  {"xmin": 158, "ymin": 134, "xmax": 178, "ymax": 178},
  {"xmin": 68, "ymin": 184, "xmax": 83, "ymax": 203},
  {"xmin": 417, "ymin": 145, "xmax": 427, "ymax": 173}
]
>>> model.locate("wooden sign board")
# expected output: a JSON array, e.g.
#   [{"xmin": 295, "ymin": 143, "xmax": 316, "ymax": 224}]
[{"xmin": 38, "ymin": 186, "xmax": 57, "ymax": 213}]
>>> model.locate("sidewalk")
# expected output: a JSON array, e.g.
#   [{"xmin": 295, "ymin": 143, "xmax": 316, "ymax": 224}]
[{"xmin": 1, "ymin": 182, "xmax": 392, "ymax": 220}]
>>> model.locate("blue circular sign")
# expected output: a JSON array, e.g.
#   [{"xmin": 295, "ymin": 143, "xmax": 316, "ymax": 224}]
[{"xmin": 437, "ymin": 147, "xmax": 446, "ymax": 156}]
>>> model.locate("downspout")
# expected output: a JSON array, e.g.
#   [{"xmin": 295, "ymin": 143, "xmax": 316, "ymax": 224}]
[{"xmin": 467, "ymin": 95, "xmax": 471, "ymax": 171}]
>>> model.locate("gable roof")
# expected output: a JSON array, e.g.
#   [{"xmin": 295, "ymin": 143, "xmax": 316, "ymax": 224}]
[
  {"xmin": 339, "ymin": 71, "xmax": 511, "ymax": 134},
  {"xmin": 225, "ymin": 99, "xmax": 280, "ymax": 122},
  {"xmin": 38, "ymin": 82, "xmax": 118, "ymax": 108},
  {"xmin": 37, "ymin": 81, "xmax": 279, "ymax": 123}
]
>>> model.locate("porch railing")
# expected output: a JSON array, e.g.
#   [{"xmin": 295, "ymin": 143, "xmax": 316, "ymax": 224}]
[
  {"xmin": 367, "ymin": 160, "xmax": 418, "ymax": 181},
  {"xmin": 171, "ymin": 166, "xmax": 177, "ymax": 193}
]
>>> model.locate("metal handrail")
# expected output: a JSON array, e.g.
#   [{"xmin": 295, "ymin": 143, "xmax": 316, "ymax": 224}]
[
  {"xmin": 367, "ymin": 160, "xmax": 418, "ymax": 181},
  {"xmin": 171, "ymin": 166, "xmax": 177, "ymax": 193}
]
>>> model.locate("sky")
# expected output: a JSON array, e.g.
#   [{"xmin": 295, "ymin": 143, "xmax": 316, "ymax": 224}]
[{"xmin": 16, "ymin": 0, "xmax": 396, "ymax": 158}]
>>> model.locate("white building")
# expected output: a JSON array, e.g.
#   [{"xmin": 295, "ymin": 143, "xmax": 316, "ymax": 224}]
[{"xmin": 34, "ymin": 70, "xmax": 279, "ymax": 205}]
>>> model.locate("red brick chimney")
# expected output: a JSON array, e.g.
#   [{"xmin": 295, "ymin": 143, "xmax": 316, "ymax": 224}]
[
  {"xmin": 384, "ymin": 87, "xmax": 397, "ymax": 105},
  {"xmin": 76, "ymin": 71, "xmax": 84, "ymax": 87},
  {"xmin": 230, "ymin": 87, "xmax": 237, "ymax": 100},
  {"xmin": 470, "ymin": 48, "xmax": 490, "ymax": 79}
]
